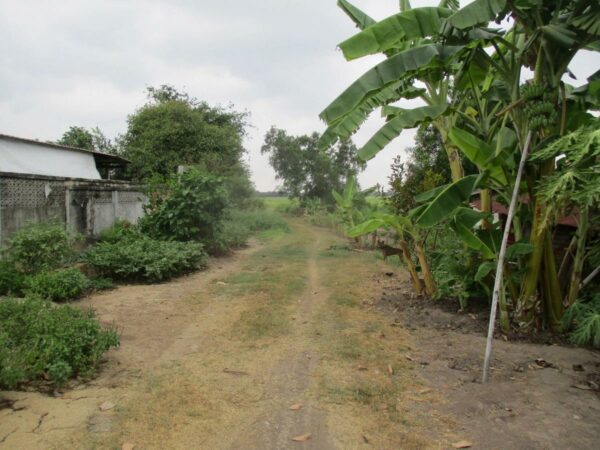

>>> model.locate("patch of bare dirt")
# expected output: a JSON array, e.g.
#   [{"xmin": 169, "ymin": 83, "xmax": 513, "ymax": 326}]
[{"xmin": 373, "ymin": 270, "xmax": 600, "ymax": 449}]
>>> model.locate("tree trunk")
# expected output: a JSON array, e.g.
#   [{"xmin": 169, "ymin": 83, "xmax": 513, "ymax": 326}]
[
  {"xmin": 414, "ymin": 241, "xmax": 436, "ymax": 296},
  {"xmin": 399, "ymin": 240, "xmax": 423, "ymax": 296},
  {"xmin": 566, "ymin": 205, "xmax": 589, "ymax": 306}
]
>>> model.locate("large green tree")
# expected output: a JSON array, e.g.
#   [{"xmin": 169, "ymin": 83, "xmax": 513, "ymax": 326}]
[
  {"xmin": 121, "ymin": 85, "xmax": 249, "ymax": 181},
  {"xmin": 261, "ymin": 127, "xmax": 363, "ymax": 205}
]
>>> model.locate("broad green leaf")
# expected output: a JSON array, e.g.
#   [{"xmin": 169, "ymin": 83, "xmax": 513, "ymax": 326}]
[
  {"xmin": 338, "ymin": 7, "xmax": 453, "ymax": 60},
  {"xmin": 320, "ymin": 44, "xmax": 463, "ymax": 124},
  {"xmin": 475, "ymin": 261, "xmax": 497, "ymax": 281},
  {"xmin": 454, "ymin": 206, "xmax": 489, "ymax": 228},
  {"xmin": 506, "ymin": 242, "xmax": 535, "ymax": 260},
  {"xmin": 358, "ymin": 104, "xmax": 448, "ymax": 161},
  {"xmin": 347, "ymin": 219, "xmax": 385, "ymax": 237},
  {"xmin": 337, "ymin": 0, "xmax": 376, "ymax": 30},
  {"xmin": 445, "ymin": 0, "xmax": 506, "ymax": 30},
  {"xmin": 332, "ymin": 190, "xmax": 346, "ymax": 207},
  {"xmin": 414, "ymin": 174, "xmax": 480, "ymax": 228},
  {"xmin": 541, "ymin": 24, "xmax": 577, "ymax": 48},
  {"xmin": 451, "ymin": 220, "xmax": 495, "ymax": 259},
  {"xmin": 448, "ymin": 127, "xmax": 507, "ymax": 184},
  {"xmin": 414, "ymin": 182, "xmax": 447, "ymax": 203}
]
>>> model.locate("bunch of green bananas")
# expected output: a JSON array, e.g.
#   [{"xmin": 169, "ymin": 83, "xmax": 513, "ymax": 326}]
[{"xmin": 521, "ymin": 83, "xmax": 557, "ymax": 131}]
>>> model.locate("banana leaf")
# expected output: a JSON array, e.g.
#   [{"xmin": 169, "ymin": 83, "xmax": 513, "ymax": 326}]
[
  {"xmin": 338, "ymin": 7, "xmax": 453, "ymax": 60},
  {"xmin": 347, "ymin": 218, "xmax": 385, "ymax": 237},
  {"xmin": 450, "ymin": 220, "xmax": 495, "ymax": 259},
  {"xmin": 320, "ymin": 44, "xmax": 463, "ymax": 124},
  {"xmin": 414, "ymin": 174, "xmax": 480, "ymax": 228},
  {"xmin": 358, "ymin": 104, "xmax": 448, "ymax": 161},
  {"xmin": 337, "ymin": 0, "xmax": 376, "ymax": 30},
  {"xmin": 445, "ymin": 0, "xmax": 506, "ymax": 30}
]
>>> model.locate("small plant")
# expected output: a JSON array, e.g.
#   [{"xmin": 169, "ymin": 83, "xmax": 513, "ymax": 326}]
[
  {"xmin": 563, "ymin": 294, "xmax": 600, "ymax": 348},
  {"xmin": 4, "ymin": 222, "xmax": 75, "ymax": 273},
  {"xmin": 25, "ymin": 268, "xmax": 90, "ymax": 302},
  {"xmin": 0, "ymin": 260, "xmax": 27, "ymax": 297},
  {"xmin": 85, "ymin": 234, "xmax": 208, "ymax": 282},
  {"xmin": 98, "ymin": 219, "xmax": 139, "ymax": 243},
  {"xmin": 0, "ymin": 297, "xmax": 119, "ymax": 389}
]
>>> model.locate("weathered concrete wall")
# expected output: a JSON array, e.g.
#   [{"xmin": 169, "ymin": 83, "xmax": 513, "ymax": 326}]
[{"xmin": 0, "ymin": 172, "xmax": 147, "ymax": 244}]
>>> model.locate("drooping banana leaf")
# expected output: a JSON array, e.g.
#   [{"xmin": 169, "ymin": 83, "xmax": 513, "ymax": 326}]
[
  {"xmin": 475, "ymin": 261, "xmax": 497, "ymax": 281},
  {"xmin": 337, "ymin": 0, "xmax": 376, "ymax": 30},
  {"xmin": 338, "ymin": 7, "xmax": 453, "ymax": 61},
  {"xmin": 506, "ymin": 242, "xmax": 535, "ymax": 260},
  {"xmin": 450, "ymin": 220, "xmax": 496, "ymax": 259},
  {"xmin": 444, "ymin": 0, "xmax": 507, "ymax": 31},
  {"xmin": 320, "ymin": 44, "xmax": 463, "ymax": 124},
  {"xmin": 448, "ymin": 127, "xmax": 508, "ymax": 184},
  {"xmin": 414, "ymin": 174, "xmax": 480, "ymax": 228},
  {"xmin": 347, "ymin": 218, "xmax": 385, "ymax": 237},
  {"xmin": 358, "ymin": 104, "xmax": 448, "ymax": 161}
]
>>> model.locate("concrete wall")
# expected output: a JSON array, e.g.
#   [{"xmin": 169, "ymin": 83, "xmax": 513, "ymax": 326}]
[{"xmin": 0, "ymin": 172, "xmax": 147, "ymax": 244}]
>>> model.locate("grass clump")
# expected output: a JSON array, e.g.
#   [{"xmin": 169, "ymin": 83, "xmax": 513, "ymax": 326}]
[
  {"xmin": 25, "ymin": 268, "xmax": 90, "ymax": 302},
  {"xmin": 85, "ymin": 234, "xmax": 208, "ymax": 283},
  {"xmin": 0, "ymin": 297, "xmax": 119, "ymax": 389}
]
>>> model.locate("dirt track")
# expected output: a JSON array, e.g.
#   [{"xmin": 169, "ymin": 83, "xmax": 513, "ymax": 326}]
[{"xmin": 1, "ymin": 219, "xmax": 599, "ymax": 449}]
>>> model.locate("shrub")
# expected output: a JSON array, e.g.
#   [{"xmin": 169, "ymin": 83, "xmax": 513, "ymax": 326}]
[
  {"xmin": 25, "ymin": 268, "xmax": 90, "ymax": 302},
  {"xmin": 5, "ymin": 222, "xmax": 74, "ymax": 273},
  {"xmin": 0, "ymin": 297, "xmax": 119, "ymax": 389},
  {"xmin": 563, "ymin": 294, "xmax": 600, "ymax": 348},
  {"xmin": 0, "ymin": 260, "xmax": 27, "ymax": 297},
  {"xmin": 85, "ymin": 235, "xmax": 208, "ymax": 282},
  {"xmin": 140, "ymin": 168, "xmax": 229, "ymax": 243},
  {"xmin": 98, "ymin": 219, "xmax": 139, "ymax": 243},
  {"xmin": 88, "ymin": 277, "xmax": 115, "ymax": 291}
]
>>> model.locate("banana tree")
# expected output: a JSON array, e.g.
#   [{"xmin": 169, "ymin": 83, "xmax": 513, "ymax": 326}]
[
  {"xmin": 347, "ymin": 213, "xmax": 436, "ymax": 296},
  {"xmin": 332, "ymin": 176, "xmax": 375, "ymax": 236}
]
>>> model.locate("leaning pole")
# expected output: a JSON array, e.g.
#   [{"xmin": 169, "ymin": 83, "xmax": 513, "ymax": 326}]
[{"xmin": 482, "ymin": 130, "xmax": 533, "ymax": 383}]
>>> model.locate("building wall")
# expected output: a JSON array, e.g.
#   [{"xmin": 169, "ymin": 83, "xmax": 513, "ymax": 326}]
[{"xmin": 0, "ymin": 172, "xmax": 147, "ymax": 244}]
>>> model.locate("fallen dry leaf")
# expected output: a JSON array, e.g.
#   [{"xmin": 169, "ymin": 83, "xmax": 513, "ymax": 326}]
[
  {"xmin": 387, "ymin": 364, "xmax": 394, "ymax": 375},
  {"xmin": 99, "ymin": 401, "xmax": 115, "ymax": 411},
  {"xmin": 216, "ymin": 281, "xmax": 228, "ymax": 286},
  {"xmin": 357, "ymin": 365, "xmax": 368, "ymax": 371},
  {"xmin": 122, "ymin": 443, "xmax": 135, "ymax": 450},
  {"xmin": 572, "ymin": 383, "xmax": 593, "ymax": 391},
  {"xmin": 292, "ymin": 433, "xmax": 312, "ymax": 442},
  {"xmin": 452, "ymin": 440, "xmax": 473, "ymax": 448},
  {"xmin": 289, "ymin": 403, "xmax": 303, "ymax": 411},
  {"xmin": 405, "ymin": 355, "xmax": 414, "ymax": 361}
]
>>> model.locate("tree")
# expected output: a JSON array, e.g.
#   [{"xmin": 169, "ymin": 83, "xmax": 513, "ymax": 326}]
[
  {"xmin": 261, "ymin": 127, "xmax": 363, "ymax": 206},
  {"xmin": 57, "ymin": 126, "xmax": 115, "ymax": 154},
  {"xmin": 387, "ymin": 124, "xmax": 451, "ymax": 214},
  {"xmin": 121, "ymin": 85, "xmax": 249, "ymax": 181}
]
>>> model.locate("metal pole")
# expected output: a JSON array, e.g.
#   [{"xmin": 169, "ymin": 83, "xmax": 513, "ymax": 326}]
[{"xmin": 482, "ymin": 130, "xmax": 532, "ymax": 383}]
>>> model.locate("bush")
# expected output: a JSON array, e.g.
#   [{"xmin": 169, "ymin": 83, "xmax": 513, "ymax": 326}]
[
  {"xmin": 85, "ymin": 235, "xmax": 208, "ymax": 282},
  {"xmin": 140, "ymin": 168, "xmax": 229, "ymax": 243},
  {"xmin": 98, "ymin": 219, "xmax": 139, "ymax": 243},
  {"xmin": 25, "ymin": 268, "xmax": 90, "ymax": 302},
  {"xmin": 0, "ymin": 260, "xmax": 27, "ymax": 297},
  {"xmin": 0, "ymin": 297, "xmax": 119, "ymax": 389},
  {"xmin": 563, "ymin": 294, "xmax": 600, "ymax": 348},
  {"xmin": 4, "ymin": 222, "xmax": 74, "ymax": 273}
]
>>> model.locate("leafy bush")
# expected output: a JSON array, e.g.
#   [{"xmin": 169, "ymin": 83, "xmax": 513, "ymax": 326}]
[
  {"xmin": 4, "ymin": 222, "xmax": 75, "ymax": 273},
  {"xmin": 0, "ymin": 297, "xmax": 119, "ymax": 389},
  {"xmin": 0, "ymin": 260, "xmax": 27, "ymax": 297},
  {"xmin": 25, "ymin": 268, "xmax": 90, "ymax": 302},
  {"xmin": 85, "ymin": 235, "xmax": 208, "ymax": 282},
  {"xmin": 140, "ymin": 168, "xmax": 229, "ymax": 244},
  {"xmin": 98, "ymin": 219, "xmax": 139, "ymax": 243},
  {"xmin": 563, "ymin": 294, "xmax": 600, "ymax": 348}
]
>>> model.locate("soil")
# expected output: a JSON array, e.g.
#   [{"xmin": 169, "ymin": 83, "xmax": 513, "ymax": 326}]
[
  {"xmin": 1, "ymin": 220, "xmax": 599, "ymax": 450},
  {"xmin": 375, "ymin": 272, "xmax": 600, "ymax": 449}
]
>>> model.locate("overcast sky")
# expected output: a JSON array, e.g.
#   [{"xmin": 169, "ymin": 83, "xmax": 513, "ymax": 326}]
[{"xmin": 1, "ymin": 1, "xmax": 598, "ymax": 191}]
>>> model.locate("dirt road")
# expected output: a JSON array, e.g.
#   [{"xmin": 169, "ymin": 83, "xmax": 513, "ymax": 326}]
[{"xmin": 1, "ymin": 219, "xmax": 599, "ymax": 449}]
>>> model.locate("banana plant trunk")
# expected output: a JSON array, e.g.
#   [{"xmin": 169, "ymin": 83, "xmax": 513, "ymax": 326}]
[
  {"xmin": 414, "ymin": 241, "xmax": 436, "ymax": 297},
  {"xmin": 399, "ymin": 240, "xmax": 423, "ymax": 296},
  {"xmin": 436, "ymin": 121, "xmax": 464, "ymax": 183},
  {"xmin": 566, "ymin": 205, "xmax": 589, "ymax": 306}
]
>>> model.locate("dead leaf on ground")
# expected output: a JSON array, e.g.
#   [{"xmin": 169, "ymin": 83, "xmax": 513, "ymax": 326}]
[
  {"xmin": 357, "ymin": 365, "xmax": 368, "ymax": 371},
  {"xmin": 223, "ymin": 368, "xmax": 249, "ymax": 376},
  {"xmin": 405, "ymin": 355, "xmax": 414, "ymax": 361},
  {"xmin": 99, "ymin": 401, "xmax": 115, "ymax": 411},
  {"xmin": 216, "ymin": 281, "xmax": 228, "ymax": 286},
  {"xmin": 122, "ymin": 443, "xmax": 135, "ymax": 450},
  {"xmin": 289, "ymin": 403, "xmax": 303, "ymax": 411},
  {"xmin": 362, "ymin": 435, "xmax": 369, "ymax": 443},
  {"xmin": 572, "ymin": 383, "xmax": 593, "ymax": 391},
  {"xmin": 292, "ymin": 433, "xmax": 312, "ymax": 442},
  {"xmin": 452, "ymin": 440, "xmax": 473, "ymax": 448},
  {"xmin": 387, "ymin": 364, "xmax": 394, "ymax": 375}
]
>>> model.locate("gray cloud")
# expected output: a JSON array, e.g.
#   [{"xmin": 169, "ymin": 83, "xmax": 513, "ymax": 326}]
[{"xmin": 1, "ymin": 1, "xmax": 598, "ymax": 191}]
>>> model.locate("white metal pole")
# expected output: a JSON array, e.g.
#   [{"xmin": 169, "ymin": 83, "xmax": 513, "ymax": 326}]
[{"xmin": 482, "ymin": 130, "xmax": 532, "ymax": 383}]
